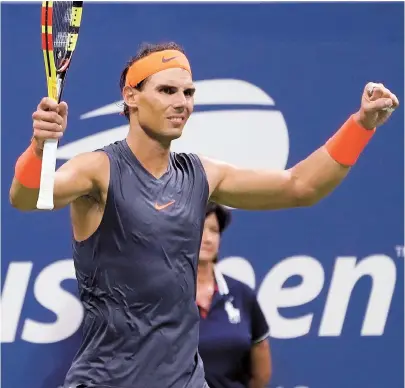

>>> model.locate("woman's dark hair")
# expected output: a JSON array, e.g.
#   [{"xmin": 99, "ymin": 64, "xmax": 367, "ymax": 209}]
[
  {"xmin": 119, "ymin": 42, "xmax": 186, "ymax": 120},
  {"xmin": 205, "ymin": 202, "xmax": 232, "ymax": 234},
  {"xmin": 205, "ymin": 202, "xmax": 232, "ymax": 264}
]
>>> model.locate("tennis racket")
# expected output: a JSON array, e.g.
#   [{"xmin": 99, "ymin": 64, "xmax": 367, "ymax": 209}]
[{"xmin": 37, "ymin": 1, "xmax": 83, "ymax": 210}]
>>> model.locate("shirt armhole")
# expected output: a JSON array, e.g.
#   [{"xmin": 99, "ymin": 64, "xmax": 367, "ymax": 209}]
[{"xmin": 252, "ymin": 330, "xmax": 270, "ymax": 344}]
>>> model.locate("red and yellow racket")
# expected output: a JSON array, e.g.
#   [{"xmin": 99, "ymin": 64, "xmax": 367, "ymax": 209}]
[{"xmin": 37, "ymin": 1, "xmax": 83, "ymax": 210}]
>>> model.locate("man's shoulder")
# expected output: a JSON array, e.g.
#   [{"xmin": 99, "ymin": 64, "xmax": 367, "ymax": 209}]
[{"xmin": 170, "ymin": 151, "xmax": 205, "ymax": 168}]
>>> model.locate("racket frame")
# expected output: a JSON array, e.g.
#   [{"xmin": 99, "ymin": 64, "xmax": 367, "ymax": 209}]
[{"xmin": 37, "ymin": 1, "xmax": 83, "ymax": 210}]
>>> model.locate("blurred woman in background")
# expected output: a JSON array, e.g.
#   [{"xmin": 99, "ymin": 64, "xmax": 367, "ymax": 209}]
[{"xmin": 197, "ymin": 203, "xmax": 272, "ymax": 388}]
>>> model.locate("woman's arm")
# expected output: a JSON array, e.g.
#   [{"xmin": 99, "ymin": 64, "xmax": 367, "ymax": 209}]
[{"xmin": 249, "ymin": 338, "xmax": 272, "ymax": 388}]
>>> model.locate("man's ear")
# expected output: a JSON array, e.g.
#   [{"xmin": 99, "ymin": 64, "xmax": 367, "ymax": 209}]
[{"xmin": 122, "ymin": 86, "xmax": 139, "ymax": 110}]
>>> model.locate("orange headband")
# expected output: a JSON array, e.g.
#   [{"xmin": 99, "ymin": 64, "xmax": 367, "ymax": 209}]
[{"xmin": 125, "ymin": 50, "xmax": 192, "ymax": 87}]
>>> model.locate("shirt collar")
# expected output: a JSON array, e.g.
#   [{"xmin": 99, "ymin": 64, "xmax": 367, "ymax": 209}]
[{"xmin": 214, "ymin": 265, "xmax": 229, "ymax": 296}]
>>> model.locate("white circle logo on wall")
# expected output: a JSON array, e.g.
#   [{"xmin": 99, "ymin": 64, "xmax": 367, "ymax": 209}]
[
  {"xmin": 56, "ymin": 78, "xmax": 289, "ymax": 170},
  {"xmin": 216, "ymin": 256, "xmax": 257, "ymax": 289}
]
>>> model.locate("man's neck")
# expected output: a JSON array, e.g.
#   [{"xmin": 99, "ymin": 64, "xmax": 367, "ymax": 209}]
[{"xmin": 126, "ymin": 124, "xmax": 171, "ymax": 179}]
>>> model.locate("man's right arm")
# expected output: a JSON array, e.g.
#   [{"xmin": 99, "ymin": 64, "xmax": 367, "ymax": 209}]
[
  {"xmin": 9, "ymin": 151, "xmax": 108, "ymax": 211},
  {"xmin": 9, "ymin": 96, "xmax": 108, "ymax": 211}
]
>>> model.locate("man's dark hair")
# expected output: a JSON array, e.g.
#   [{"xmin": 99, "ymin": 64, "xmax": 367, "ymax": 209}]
[{"xmin": 119, "ymin": 42, "xmax": 186, "ymax": 120}]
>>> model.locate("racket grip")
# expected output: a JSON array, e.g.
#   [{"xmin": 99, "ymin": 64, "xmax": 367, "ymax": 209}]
[{"xmin": 36, "ymin": 138, "xmax": 58, "ymax": 210}]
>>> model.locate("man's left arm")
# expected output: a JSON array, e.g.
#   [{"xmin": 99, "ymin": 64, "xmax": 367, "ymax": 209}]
[{"xmin": 201, "ymin": 82, "xmax": 399, "ymax": 210}]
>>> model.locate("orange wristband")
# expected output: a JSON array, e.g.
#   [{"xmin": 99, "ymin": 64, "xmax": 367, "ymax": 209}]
[
  {"xmin": 15, "ymin": 142, "xmax": 42, "ymax": 189},
  {"xmin": 325, "ymin": 114, "xmax": 376, "ymax": 166}
]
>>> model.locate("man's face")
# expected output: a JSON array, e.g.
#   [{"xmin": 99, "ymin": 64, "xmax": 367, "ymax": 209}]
[{"xmin": 129, "ymin": 68, "xmax": 195, "ymax": 142}]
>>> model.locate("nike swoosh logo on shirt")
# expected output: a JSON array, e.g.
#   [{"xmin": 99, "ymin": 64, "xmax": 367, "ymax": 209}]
[{"xmin": 154, "ymin": 200, "xmax": 175, "ymax": 211}]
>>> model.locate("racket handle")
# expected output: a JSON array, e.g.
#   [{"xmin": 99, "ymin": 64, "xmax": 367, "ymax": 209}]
[{"xmin": 36, "ymin": 138, "xmax": 58, "ymax": 210}]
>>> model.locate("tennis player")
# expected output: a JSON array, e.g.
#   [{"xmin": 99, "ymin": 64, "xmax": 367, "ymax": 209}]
[{"xmin": 9, "ymin": 42, "xmax": 399, "ymax": 388}]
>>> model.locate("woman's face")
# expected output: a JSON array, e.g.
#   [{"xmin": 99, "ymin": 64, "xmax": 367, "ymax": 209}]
[{"xmin": 199, "ymin": 213, "xmax": 221, "ymax": 263}]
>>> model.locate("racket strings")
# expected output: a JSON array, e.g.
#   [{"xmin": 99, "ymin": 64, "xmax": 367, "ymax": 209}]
[{"xmin": 52, "ymin": 1, "xmax": 74, "ymax": 66}]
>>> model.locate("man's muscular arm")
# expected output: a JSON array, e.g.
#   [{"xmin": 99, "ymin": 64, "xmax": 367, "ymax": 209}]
[
  {"xmin": 10, "ymin": 152, "xmax": 107, "ymax": 211},
  {"xmin": 9, "ymin": 97, "xmax": 108, "ymax": 211},
  {"xmin": 202, "ymin": 146, "xmax": 348, "ymax": 210},
  {"xmin": 201, "ymin": 82, "xmax": 399, "ymax": 210}
]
